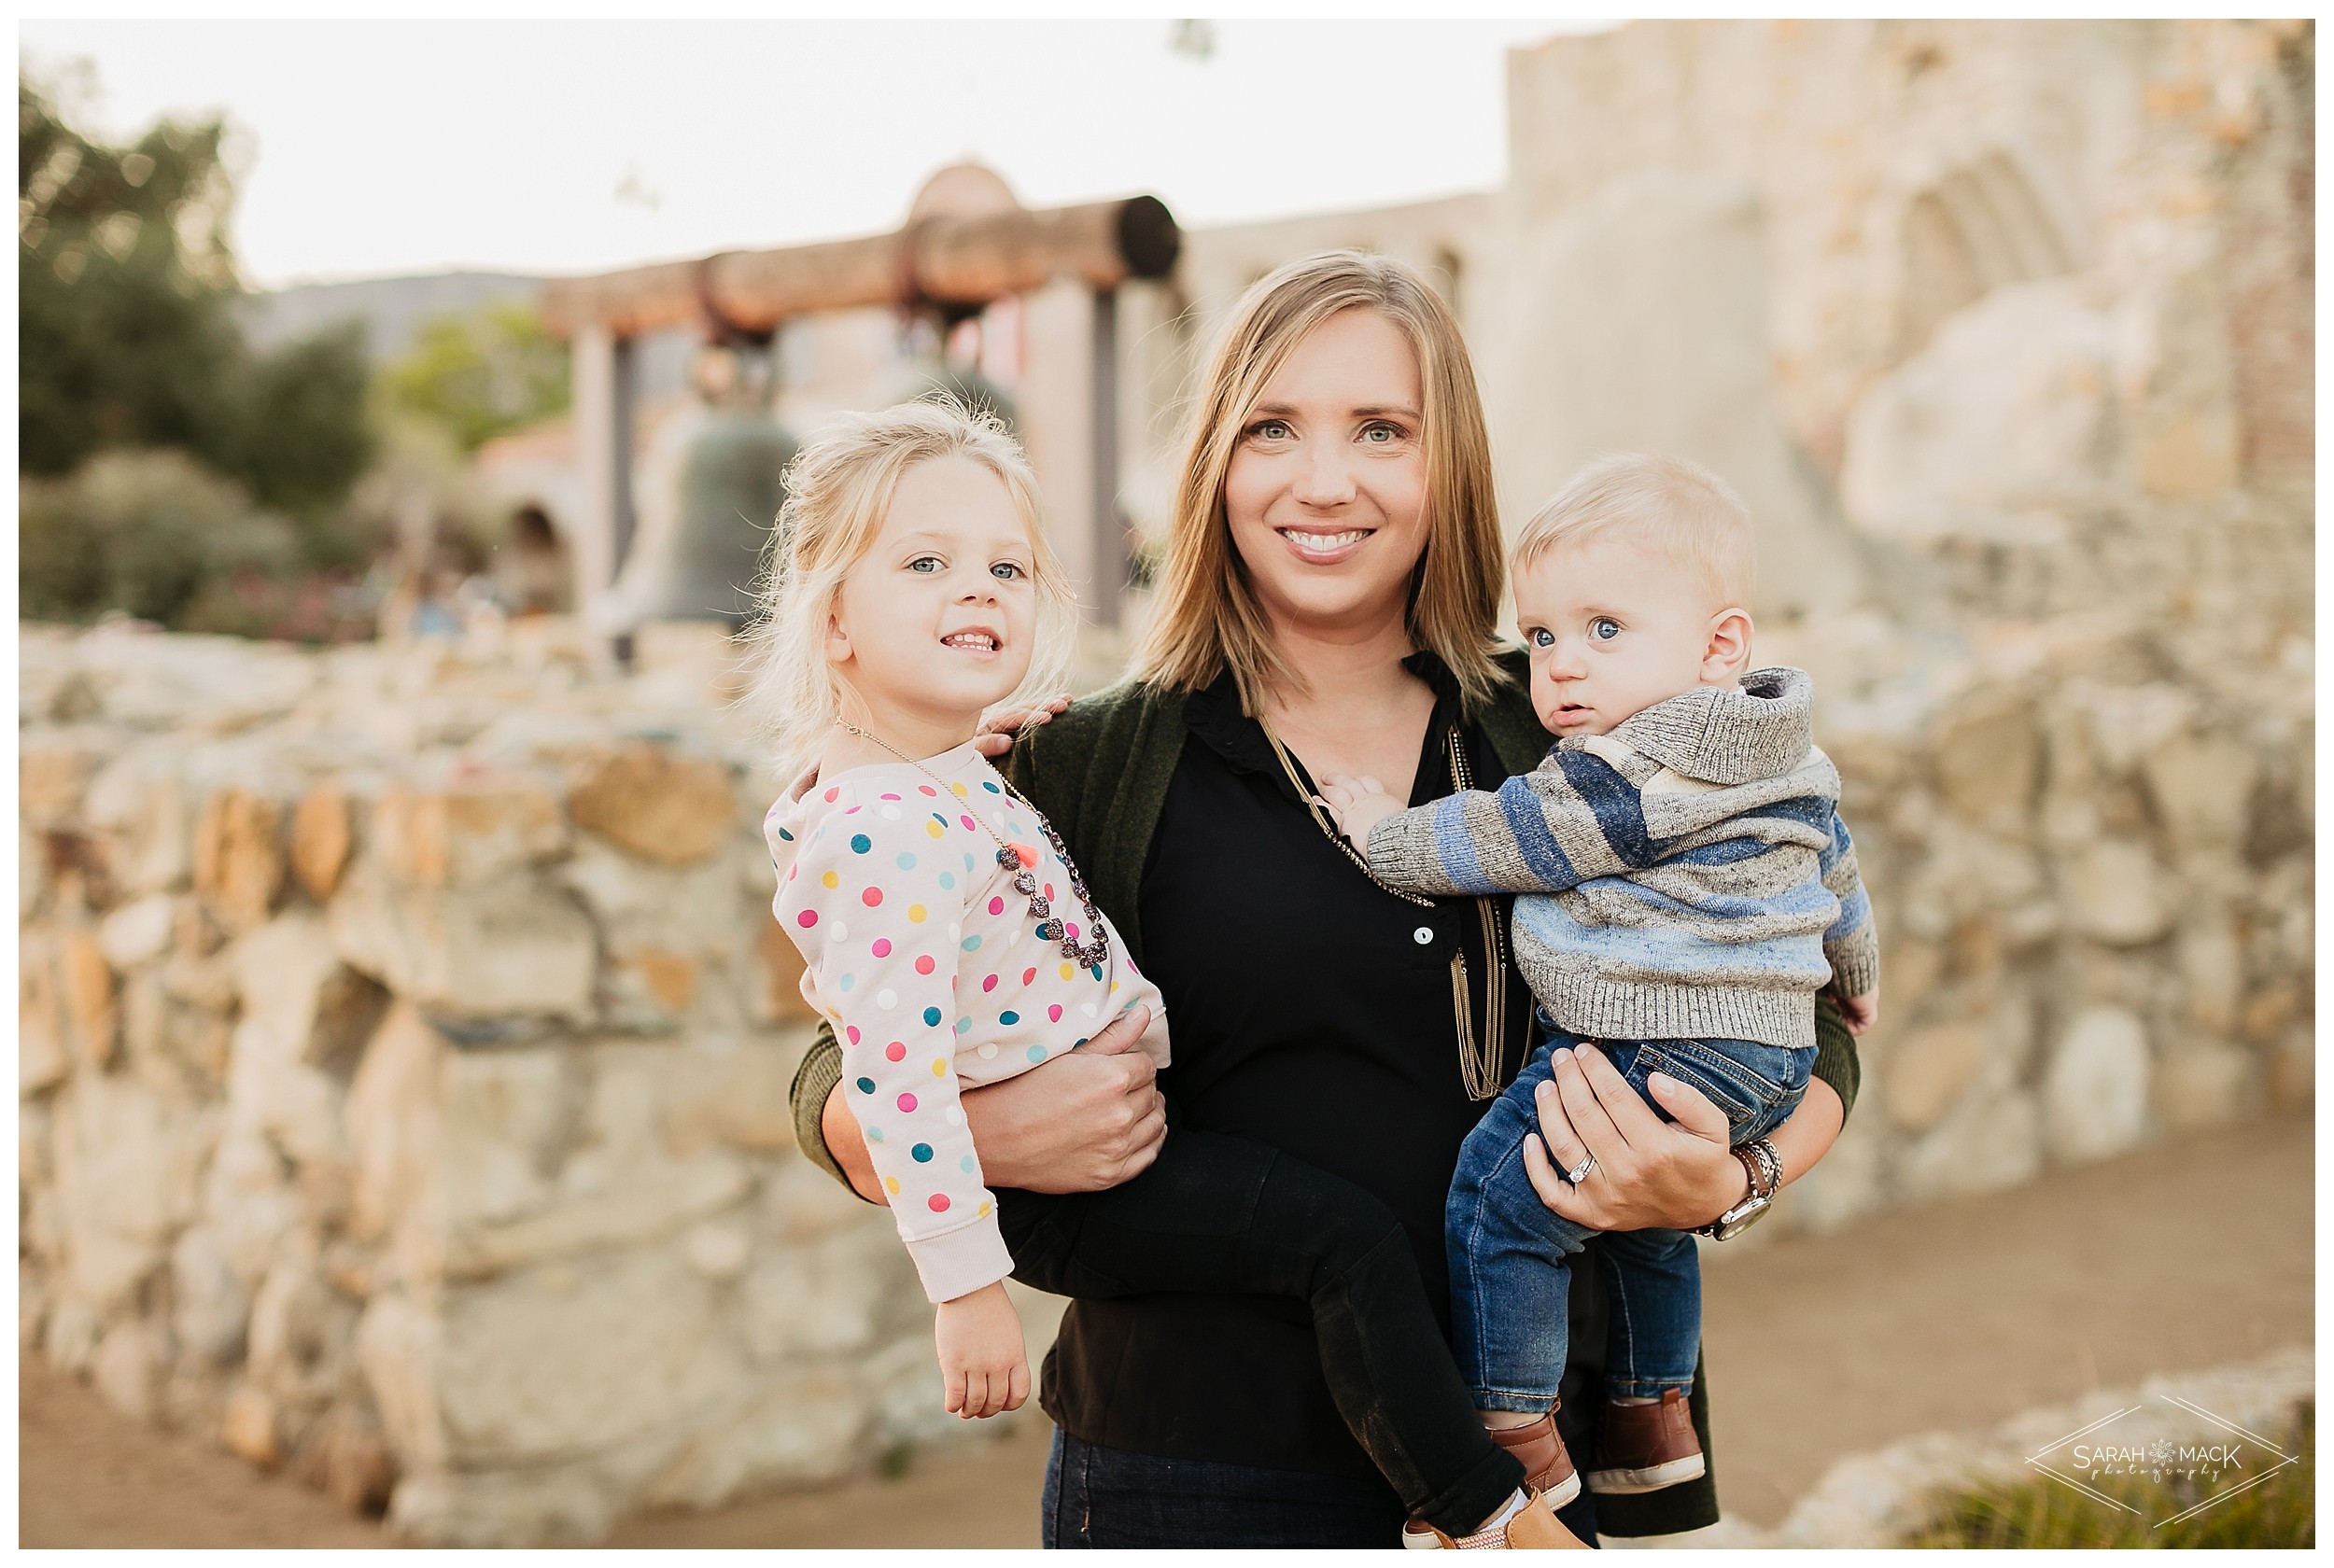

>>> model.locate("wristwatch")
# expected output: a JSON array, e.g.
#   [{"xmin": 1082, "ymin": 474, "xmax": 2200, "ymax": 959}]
[{"xmin": 1696, "ymin": 1139, "xmax": 1780, "ymax": 1241}]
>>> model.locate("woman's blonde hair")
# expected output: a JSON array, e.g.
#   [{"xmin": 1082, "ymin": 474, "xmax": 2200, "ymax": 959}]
[
  {"xmin": 1133, "ymin": 251, "xmax": 1508, "ymax": 715},
  {"xmin": 744, "ymin": 397, "xmax": 1081, "ymax": 779}
]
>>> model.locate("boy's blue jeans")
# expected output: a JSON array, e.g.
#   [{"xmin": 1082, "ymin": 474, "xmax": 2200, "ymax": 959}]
[{"xmin": 1448, "ymin": 1029, "xmax": 1815, "ymax": 1410}]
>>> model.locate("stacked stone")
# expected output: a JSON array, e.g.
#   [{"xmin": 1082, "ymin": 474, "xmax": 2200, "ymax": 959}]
[
  {"xmin": 18, "ymin": 619, "xmax": 1007, "ymax": 1546},
  {"xmin": 1752, "ymin": 610, "xmax": 2313, "ymax": 1239}
]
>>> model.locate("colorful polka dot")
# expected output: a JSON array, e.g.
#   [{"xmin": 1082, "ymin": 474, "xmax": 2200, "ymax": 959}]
[
  {"xmin": 871, "ymin": 937, "xmax": 893, "ymax": 958},
  {"xmin": 955, "ymin": 1017, "xmax": 973, "ymax": 1035},
  {"xmin": 885, "ymin": 1176, "xmax": 901, "ymax": 1196},
  {"xmin": 895, "ymin": 851, "xmax": 917, "ymax": 870},
  {"xmin": 937, "ymin": 871, "xmax": 956, "ymax": 889},
  {"xmin": 896, "ymin": 1092, "xmax": 918, "ymax": 1113},
  {"xmin": 855, "ymin": 1076, "xmax": 876, "ymax": 1093},
  {"xmin": 982, "ymin": 780, "xmax": 1003, "ymax": 793},
  {"xmin": 961, "ymin": 1154, "xmax": 977, "ymax": 1172},
  {"xmin": 988, "ymin": 897, "xmax": 1005, "ymax": 916},
  {"xmin": 907, "ymin": 904, "xmax": 927, "ymax": 923},
  {"xmin": 950, "ymin": 783, "xmax": 969, "ymax": 797},
  {"xmin": 867, "ymin": 1126, "xmax": 884, "ymax": 1141},
  {"xmin": 862, "ymin": 886, "xmax": 883, "ymax": 907},
  {"xmin": 925, "ymin": 820, "xmax": 944, "ymax": 839},
  {"xmin": 960, "ymin": 816, "xmax": 977, "ymax": 831},
  {"xmin": 999, "ymin": 1011, "xmax": 1020, "ymax": 1026},
  {"xmin": 1025, "ymin": 1045, "xmax": 1048, "ymax": 1063},
  {"xmin": 977, "ymin": 1043, "xmax": 998, "ymax": 1059},
  {"xmin": 977, "ymin": 1200, "xmax": 991, "ymax": 1218},
  {"xmin": 1058, "ymin": 962, "xmax": 1074, "ymax": 981},
  {"xmin": 961, "ymin": 935, "xmax": 981, "ymax": 951},
  {"xmin": 876, "ymin": 988, "xmax": 897, "ymax": 1008},
  {"xmin": 884, "ymin": 1042, "xmax": 906, "ymax": 1061},
  {"xmin": 922, "ymin": 1006, "xmax": 943, "ymax": 1026},
  {"xmin": 928, "ymin": 1194, "xmax": 950, "ymax": 1212},
  {"xmin": 845, "ymin": 1025, "xmax": 861, "ymax": 1044},
  {"xmin": 1047, "ymin": 1004, "xmax": 1062, "ymax": 1022},
  {"xmin": 776, "ymin": 826, "xmax": 794, "ymax": 841},
  {"xmin": 915, "ymin": 954, "xmax": 936, "ymax": 975},
  {"xmin": 796, "ymin": 910, "xmax": 818, "ymax": 928},
  {"xmin": 918, "ymin": 785, "xmax": 938, "ymax": 796},
  {"xmin": 838, "ymin": 973, "xmax": 854, "ymax": 991},
  {"xmin": 823, "ymin": 787, "xmax": 840, "ymax": 803},
  {"xmin": 982, "ymin": 973, "xmax": 999, "ymax": 992},
  {"xmin": 821, "ymin": 870, "xmax": 839, "ymax": 889},
  {"xmin": 911, "ymin": 1143, "xmax": 934, "ymax": 1163},
  {"xmin": 849, "ymin": 833, "xmax": 872, "ymax": 854}
]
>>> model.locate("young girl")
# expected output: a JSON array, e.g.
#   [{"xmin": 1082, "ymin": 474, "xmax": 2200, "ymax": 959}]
[{"xmin": 752, "ymin": 399, "xmax": 1573, "ymax": 1549}]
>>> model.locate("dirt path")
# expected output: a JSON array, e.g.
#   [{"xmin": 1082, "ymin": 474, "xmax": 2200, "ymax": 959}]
[{"xmin": 21, "ymin": 1115, "xmax": 2312, "ymax": 1547}]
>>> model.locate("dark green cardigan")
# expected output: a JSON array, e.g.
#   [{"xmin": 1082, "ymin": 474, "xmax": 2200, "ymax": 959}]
[{"xmin": 784, "ymin": 647, "xmax": 1862, "ymax": 1538}]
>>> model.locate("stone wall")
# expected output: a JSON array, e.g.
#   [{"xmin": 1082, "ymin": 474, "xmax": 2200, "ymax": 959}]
[{"xmin": 18, "ymin": 619, "xmax": 1050, "ymax": 1545}]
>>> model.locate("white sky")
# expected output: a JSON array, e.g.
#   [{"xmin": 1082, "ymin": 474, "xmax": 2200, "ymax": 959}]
[{"xmin": 20, "ymin": 20, "xmax": 1607, "ymax": 288}]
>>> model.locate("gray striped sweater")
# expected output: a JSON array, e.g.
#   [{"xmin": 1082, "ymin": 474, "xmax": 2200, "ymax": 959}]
[{"xmin": 1366, "ymin": 665, "xmax": 1878, "ymax": 1052}]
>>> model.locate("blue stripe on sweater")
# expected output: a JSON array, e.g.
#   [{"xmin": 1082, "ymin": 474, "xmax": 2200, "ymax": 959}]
[
  {"xmin": 1553, "ymin": 750, "xmax": 1658, "ymax": 867},
  {"xmin": 1430, "ymin": 794, "xmax": 1491, "ymax": 892},
  {"xmin": 1820, "ymin": 811, "xmax": 1855, "ymax": 874},
  {"xmin": 1604, "ymin": 872, "xmax": 1841, "ymax": 925},
  {"xmin": 1495, "ymin": 776, "xmax": 1580, "ymax": 889},
  {"xmin": 1737, "ymin": 795, "xmax": 1836, "ymax": 835},
  {"xmin": 1514, "ymin": 893, "xmax": 1834, "ymax": 985},
  {"xmin": 1825, "ymin": 884, "xmax": 1871, "ymax": 945}
]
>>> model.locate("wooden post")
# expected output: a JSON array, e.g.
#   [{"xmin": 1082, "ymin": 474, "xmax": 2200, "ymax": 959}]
[
  {"xmin": 1090, "ymin": 287, "xmax": 1124, "ymax": 628},
  {"xmin": 571, "ymin": 323, "xmax": 618, "ymax": 624}
]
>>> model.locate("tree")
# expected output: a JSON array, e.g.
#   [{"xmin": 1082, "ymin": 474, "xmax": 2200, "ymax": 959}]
[
  {"xmin": 18, "ymin": 69, "xmax": 374, "ymax": 525},
  {"xmin": 381, "ymin": 302, "xmax": 570, "ymax": 453}
]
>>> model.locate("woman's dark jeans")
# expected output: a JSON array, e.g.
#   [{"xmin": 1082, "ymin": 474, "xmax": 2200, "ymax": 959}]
[
  {"xmin": 1041, "ymin": 1425, "xmax": 1604, "ymax": 1548},
  {"xmin": 1000, "ymin": 1128, "xmax": 1523, "ymax": 1537}
]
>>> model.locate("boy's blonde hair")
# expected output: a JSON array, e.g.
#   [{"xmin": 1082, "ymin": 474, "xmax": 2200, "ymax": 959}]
[
  {"xmin": 1514, "ymin": 454, "xmax": 1757, "ymax": 611},
  {"xmin": 743, "ymin": 398, "xmax": 1081, "ymax": 779},
  {"xmin": 1132, "ymin": 250, "xmax": 1509, "ymax": 716}
]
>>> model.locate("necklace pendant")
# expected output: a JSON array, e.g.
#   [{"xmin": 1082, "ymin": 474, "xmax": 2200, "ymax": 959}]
[
  {"xmin": 1011, "ymin": 871, "xmax": 1037, "ymax": 896},
  {"xmin": 1028, "ymin": 894, "xmax": 1049, "ymax": 917},
  {"xmin": 993, "ymin": 846, "xmax": 1020, "ymax": 870},
  {"xmin": 1035, "ymin": 918, "xmax": 1064, "ymax": 943}
]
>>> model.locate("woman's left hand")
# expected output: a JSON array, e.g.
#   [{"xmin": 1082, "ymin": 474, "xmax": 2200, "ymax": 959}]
[
  {"xmin": 973, "ymin": 693, "xmax": 1073, "ymax": 758},
  {"xmin": 1520, "ymin": 1045, "xmax": 1746, "ymax": 1233}
]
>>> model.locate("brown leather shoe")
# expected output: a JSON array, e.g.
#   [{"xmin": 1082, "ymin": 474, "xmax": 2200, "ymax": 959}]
[
  {"xmin": 1488, "ymin": 1412, "xmax": 1581, "ymax": 1508},
  {"xmin": 1399, "ymin": 1491, "xmax": 1591, "ymax": 1549},
  {"xmin": 1584, "ymin": 1389, "xmax": 1705, "ymax": 1494}
]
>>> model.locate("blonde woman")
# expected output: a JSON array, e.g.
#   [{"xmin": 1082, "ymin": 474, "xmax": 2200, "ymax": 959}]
[{"xmin": 786, "ymin": 254, "xmax": 1863, "ymax": 1547}]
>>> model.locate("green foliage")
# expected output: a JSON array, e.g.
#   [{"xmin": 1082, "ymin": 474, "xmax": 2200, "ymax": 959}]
[
  {"xmin": 1910, "ymin": 1407, "xmax": 2314, "ymax": 1549},
  {"xmin": 19, "ymin": 68, "xmax": 375, "ymax": 526},
  {"xmin": 382, "ymin": 302, "xmax": 569, "ymax": 452},
  {"xmin": 21, "ymin": 449, "xmax": 298, "ymax": 628}
]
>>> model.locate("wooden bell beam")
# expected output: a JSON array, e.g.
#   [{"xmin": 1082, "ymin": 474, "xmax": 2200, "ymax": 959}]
[{"xmin": 542, "ymin": 195, "xmax": 1179, "ymax": 339}]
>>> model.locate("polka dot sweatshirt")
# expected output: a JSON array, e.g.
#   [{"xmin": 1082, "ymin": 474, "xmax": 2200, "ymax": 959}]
[{"xmin": 766, "ymin": 741, "xmax": 1171, "ymax": 1305}]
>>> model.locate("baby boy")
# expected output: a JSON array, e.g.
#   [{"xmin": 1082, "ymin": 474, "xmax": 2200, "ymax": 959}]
[{"xmin": 1322, "ymin": 454, "xmax": 1879, "ymax": 1508}]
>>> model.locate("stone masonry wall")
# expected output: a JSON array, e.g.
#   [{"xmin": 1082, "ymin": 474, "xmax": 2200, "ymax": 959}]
[{"xmin": 18, "ymin": 619, "xmax": 1045, "ymax": 1546}]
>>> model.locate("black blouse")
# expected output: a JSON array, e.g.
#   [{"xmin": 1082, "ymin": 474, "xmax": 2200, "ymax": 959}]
[{"xmin": 1038, "ymin": 652, "xmax": 1547, "ymax": 1478}]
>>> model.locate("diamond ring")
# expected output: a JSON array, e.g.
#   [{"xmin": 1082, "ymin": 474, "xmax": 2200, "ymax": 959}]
[{"xmin": 1565, "ymin": 1155, "xmax": 1597, "ymax": 1185}]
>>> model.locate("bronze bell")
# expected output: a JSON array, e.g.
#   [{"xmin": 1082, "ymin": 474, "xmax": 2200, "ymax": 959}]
[{"xmin": 625, "ymin": 345, "xmax": 799, "ymax": 630}]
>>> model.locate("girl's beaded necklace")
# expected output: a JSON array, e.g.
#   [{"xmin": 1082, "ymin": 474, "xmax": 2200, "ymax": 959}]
[{"xmin": 837, "ymin": 723, "xmax": 1112, "ymax": 971}]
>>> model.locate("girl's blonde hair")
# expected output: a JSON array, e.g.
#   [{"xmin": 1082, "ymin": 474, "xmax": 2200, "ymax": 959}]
[
  {"xmin": 745, "ymin": 397, "xmax": 1081, "ymax": 778},
  {"xmin": 1133, "ymin": 251, "xmax": 1509, "ymax": 715}
]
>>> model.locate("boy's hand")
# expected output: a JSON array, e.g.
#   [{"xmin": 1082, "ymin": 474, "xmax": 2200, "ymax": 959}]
[
  {"xmin": 1316, "ymin": 774, "xmax": 1405, "ymax": 848},
  {"xmin": 1836, "ymin": 987, "xmax": 1879, "ymax": 1036},
  {"xmin": 935, "ymin": 1281, "xmax": 1029, "ymax": 1420}
]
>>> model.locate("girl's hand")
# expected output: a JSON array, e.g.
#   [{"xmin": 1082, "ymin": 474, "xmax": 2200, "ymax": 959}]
[
  {"xmin": 1315, "ymin": 774, "xmax": 1404, "ymax": 847},
  {"xmin": 973, "ymin": 693, "xmax": 1073, "ymax": 758},
  {"xmin": 935, "ymin": 1281, "xmax": 1030, "ymax": 1420},
  {"xmin": 1835, "ymin": 987, "xmax": 1878, "ymax": 1036}
]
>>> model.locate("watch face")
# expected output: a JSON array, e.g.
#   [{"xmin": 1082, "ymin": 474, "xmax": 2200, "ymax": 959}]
[{"xmin": 1715, "ymin": 1194, "xmax": 1772, "ymax": 1241}]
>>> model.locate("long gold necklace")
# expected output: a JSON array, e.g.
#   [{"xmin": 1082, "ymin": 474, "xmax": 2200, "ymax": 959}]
[
  {"xmin": 837, "ymin": 723, "xmax": 1112, "ymax": 970},
  {"xmin": 1258, "ymin": 721, "xmax": 1512, "ymax": 1101}
]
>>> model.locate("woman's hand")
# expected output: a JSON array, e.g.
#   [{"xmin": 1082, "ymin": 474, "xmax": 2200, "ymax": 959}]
[
  {"xmin": 935, "ymin": 1281, "xmax": 1030, "ymax": 1420},
  {"xmin": 1519, "ymin": 1044, "xmax": 1847, "ymax": 1232},
  {"xmin": 823, "ymin": 1005, "xmax": 1166, "ymax": 1203},
  {"xmin": 973, "ymin": 692, "xmax": 1073, "ymax": 759}
]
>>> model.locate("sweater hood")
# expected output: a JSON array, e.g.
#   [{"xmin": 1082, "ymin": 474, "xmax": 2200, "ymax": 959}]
[{"xmin": 1575, "ymin": 665, "xmax": 1815, "ymax": 786}]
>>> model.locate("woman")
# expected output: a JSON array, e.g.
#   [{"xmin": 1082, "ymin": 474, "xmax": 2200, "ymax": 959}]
[{"xmin": 787, "ymin": 251, "xmax": 1858, "ymax": 1547}]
